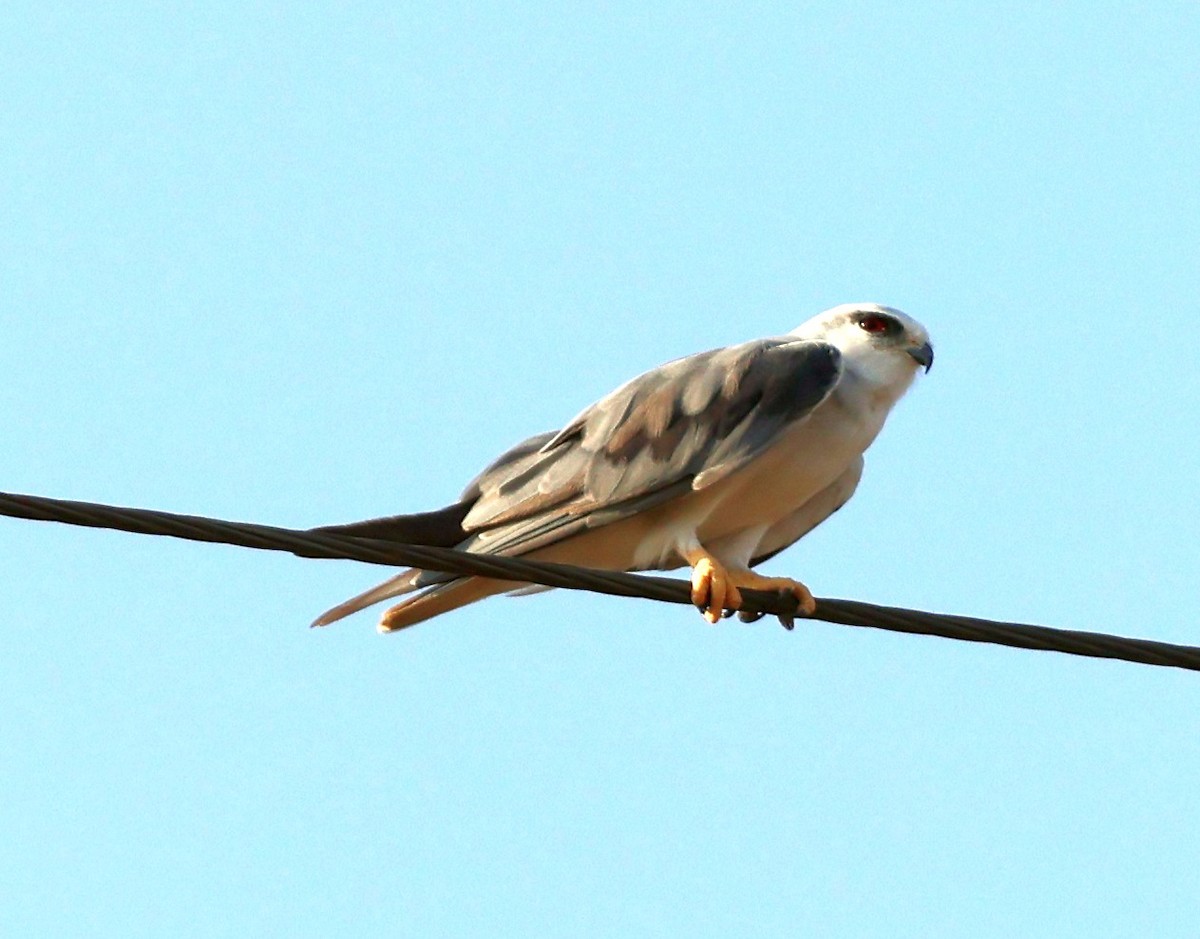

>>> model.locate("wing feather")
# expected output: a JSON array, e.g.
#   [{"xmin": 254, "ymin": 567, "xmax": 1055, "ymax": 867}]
[{"xmin": 460, "ymin": 338, "xmax": 842, "ymax": 556}]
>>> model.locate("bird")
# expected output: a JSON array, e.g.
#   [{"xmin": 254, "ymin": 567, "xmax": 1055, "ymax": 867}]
[{"xmin": 312, "ymin": 302, "xmax": 933, "ymax": 632}]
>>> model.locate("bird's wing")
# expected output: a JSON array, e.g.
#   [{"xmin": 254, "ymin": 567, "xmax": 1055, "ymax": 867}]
[{"xmin": 457, "ymin": 338, "xmax": 844, "ymax": 558}]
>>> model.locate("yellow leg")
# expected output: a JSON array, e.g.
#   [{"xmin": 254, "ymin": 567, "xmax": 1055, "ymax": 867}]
[
  {"xmin": 684, "ymin": 549, "xmax": 816, "ymax": 623},
  {"xmin": 684, "ymin": 549, "xmax": 742, "ymax": 624}
]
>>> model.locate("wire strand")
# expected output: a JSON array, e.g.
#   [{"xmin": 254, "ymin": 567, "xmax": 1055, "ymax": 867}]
[{"xmin": 2, "ymin": 490, "xmax": 1197, "ymax": 672}]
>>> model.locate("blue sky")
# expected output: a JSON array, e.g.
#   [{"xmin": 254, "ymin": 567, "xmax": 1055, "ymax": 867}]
[{"xmin": 2, "ymin": 2, "xmax": 1199, "ymax": 935}]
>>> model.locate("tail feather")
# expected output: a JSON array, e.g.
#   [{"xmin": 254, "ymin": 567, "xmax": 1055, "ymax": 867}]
[
  {"xmin": 378, "ymin": 577, "xmax": 512, "ymax": 633},
  {"xmin": 310, "ymin": 501, "xmax": 470, "ymax": 547},
  {"xmin": 310, "ymin": 569, "xmax": 425, "ymax": 627},
  {"xmin": 309, "ymin": 499, "xmax": 475, "ymax": 628}
]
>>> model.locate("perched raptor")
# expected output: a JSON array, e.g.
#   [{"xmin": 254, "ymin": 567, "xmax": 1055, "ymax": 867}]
[{"xmin": 313, "ymin": 303, "xmax": 933, "ymax": 632}]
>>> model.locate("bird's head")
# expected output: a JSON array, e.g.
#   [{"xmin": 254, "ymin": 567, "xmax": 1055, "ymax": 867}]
[{"xmin": 789, "ymin": 302, "xmax": 933, "ymax": 394}]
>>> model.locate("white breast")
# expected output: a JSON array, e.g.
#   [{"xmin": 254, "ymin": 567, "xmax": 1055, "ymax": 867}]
[{"xmin": 694, "ymin": 391, "xmax": 883, "ymax": 539}]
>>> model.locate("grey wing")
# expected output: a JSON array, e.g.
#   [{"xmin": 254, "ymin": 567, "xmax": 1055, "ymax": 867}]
[{"xmin": 458, "ymin": 338, "xmax": 844, "ymax": 558}]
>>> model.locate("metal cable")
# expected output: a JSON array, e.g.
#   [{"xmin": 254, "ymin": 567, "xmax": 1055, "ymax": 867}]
[{"xmin": 2, "ymin": 490, "xmax": 1197, "ymax": 673}]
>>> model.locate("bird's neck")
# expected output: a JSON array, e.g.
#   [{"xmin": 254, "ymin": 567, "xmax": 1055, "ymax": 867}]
[{"xmin": 834, "ymin": 361, "xmax": 915, "ymax": 429}]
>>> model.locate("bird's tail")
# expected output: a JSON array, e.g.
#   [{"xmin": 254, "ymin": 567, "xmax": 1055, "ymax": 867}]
[
  {"xmin": 312, "ymin": 572, "xmax": 521, "ymax": 632},
  {"xmin": 376, "ymin": 577, "xmax": 512, "ymax": 633},
  {"xmin": 310, "ymin": 568, "xmax": 429, "ymax": 627},
  {"xmin": 308, "ymin": 501, "xmax": 473, "ymax": 628}
]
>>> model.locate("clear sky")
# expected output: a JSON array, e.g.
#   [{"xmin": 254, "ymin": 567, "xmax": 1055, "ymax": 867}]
[{"xmin": 2, "ymin": 2, "xmax": 1199, "ymax": 936}]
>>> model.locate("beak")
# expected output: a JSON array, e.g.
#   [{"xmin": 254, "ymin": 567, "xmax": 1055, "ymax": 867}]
[{"xmin": 907, "ymin": 341, "xmax": 934, "ymax": 373}]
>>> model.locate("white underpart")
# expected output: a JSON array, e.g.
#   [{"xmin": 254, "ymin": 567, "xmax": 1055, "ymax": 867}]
[
  {"xmin": 750, "ymin": 456, "xmax": 864, "ymax": 559},
  {"xmin": 705, "ymin": 523, "xmax": 771, "ymax": 569}
]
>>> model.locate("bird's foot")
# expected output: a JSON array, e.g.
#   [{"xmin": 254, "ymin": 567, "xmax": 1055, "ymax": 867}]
[
  {"xmin": 687, "ymin": 554, "xmax": 743, "ymax": 624},
  {"xmin": 685, "ymin": 550, "xmax": 817, "ymax": 626},
  {"xmin": 729, "ymin": 571, "xmax": 817, "ymax": 618}
]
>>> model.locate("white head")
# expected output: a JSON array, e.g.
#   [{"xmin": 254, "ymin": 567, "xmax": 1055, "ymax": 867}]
[{"xmin": 790, "ymin": 302, "xmax": 933, "ymax": 397}]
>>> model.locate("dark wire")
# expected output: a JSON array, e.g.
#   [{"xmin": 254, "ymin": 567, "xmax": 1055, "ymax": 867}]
[{"xmin": 2, "ymin": 490, "xmax": 1197, "ymax": 672}]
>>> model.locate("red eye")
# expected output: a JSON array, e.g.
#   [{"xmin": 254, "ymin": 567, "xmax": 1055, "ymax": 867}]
[{"xmin": 858, "ymin": 314, "xmax": 892, "ymax": 334}]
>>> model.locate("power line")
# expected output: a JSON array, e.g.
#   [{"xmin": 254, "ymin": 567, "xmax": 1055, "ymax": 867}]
[{"xmin": 2, "ymin": 490, "xmax": 1197, "ymax": 672}]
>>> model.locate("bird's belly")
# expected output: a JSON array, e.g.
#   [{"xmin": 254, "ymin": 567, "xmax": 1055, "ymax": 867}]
[{"xmin": 694, "ymin": 418, "xmax": 865, "ymax": 540}]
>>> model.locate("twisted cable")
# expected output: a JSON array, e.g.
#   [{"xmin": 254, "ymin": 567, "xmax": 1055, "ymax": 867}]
[{"xmin": 2, "ymin": 490, "xmax": 1197, "ymax": 672}]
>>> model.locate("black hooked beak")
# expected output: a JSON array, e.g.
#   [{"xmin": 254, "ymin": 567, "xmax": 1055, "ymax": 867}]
[{"xmin": 907, "ymin": 341, "xmax": 934, "ymax": 373}]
